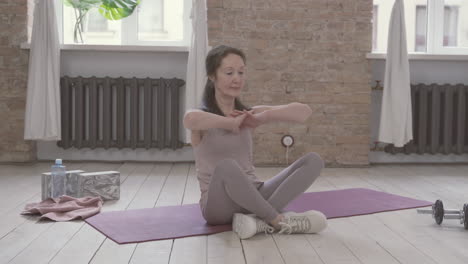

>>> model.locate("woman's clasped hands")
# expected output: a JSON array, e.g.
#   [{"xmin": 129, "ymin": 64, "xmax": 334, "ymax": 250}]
[{"xmin": 228, "ymin": 109, "xmax": 266, "ymax": 132}]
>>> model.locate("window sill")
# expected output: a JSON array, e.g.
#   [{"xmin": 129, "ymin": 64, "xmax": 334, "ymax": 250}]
[
  {"xmin": 367, "ymin": 53, "xmax": 468, "ymax": 61},
  {"xmin": 20, "ymin": 43, "xmax": 189, "ymax": 53}
]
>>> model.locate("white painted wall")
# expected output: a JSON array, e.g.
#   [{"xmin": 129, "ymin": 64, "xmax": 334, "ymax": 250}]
[
  {"xmin": 371, "ymin": 59, "xmax": 468, "ymax": 85},
  {"xmin": 60, "ymin": 50, "xmax": 188, "ymax": 79}
]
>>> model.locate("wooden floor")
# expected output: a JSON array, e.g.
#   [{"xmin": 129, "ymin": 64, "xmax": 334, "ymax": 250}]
[{"xmin": 1, "ymin": 162, "xmax": 468, "ymax": 264}]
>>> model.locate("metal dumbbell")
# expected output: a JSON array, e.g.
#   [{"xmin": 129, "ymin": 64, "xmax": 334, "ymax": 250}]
[{"xmin": 417, "ymin": 200, "xmax": 468, "ymax": 229}]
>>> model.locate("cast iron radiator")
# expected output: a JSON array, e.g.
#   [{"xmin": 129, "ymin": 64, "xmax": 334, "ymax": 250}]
[
  {"xmin": 57, "ymin": 76, "xmax": 185, "ymax": 150},
  {"xmin": 385, "ymin": 83, "xmax": 468, "ymax": 154}
]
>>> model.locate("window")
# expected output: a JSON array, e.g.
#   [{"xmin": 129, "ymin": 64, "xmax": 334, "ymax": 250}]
[
  {"xmin": 415, "ymin": 5, "xmax": 427, "ymax": 52},
  {"xmin": 138, "ymin": 0, "xmax": 165, "ymax": 41},
  {"xmin": 444, "ymin": 5, "xmax": 459, "ymax": 47},
  {"xmin": 372, "ymin": 0, "xmax": 468, "ymax": 54},
  {"xmin": 57, "ymin": 0, "xmax": 191, "ymax": 46},
  {"xmin": 86, "ymin": 9, "xmax": 108, "ymax": 32}
]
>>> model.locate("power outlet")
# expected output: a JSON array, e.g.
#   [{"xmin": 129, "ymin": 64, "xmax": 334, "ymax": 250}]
[{"xmin": 281, "ymin": 135, "xmax": 294, "ymax": 147}]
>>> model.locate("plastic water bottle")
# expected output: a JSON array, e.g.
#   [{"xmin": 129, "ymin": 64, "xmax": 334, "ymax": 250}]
[{"xmin": 51, "ymin": 159, "xmax": 66, "ymax": 198}]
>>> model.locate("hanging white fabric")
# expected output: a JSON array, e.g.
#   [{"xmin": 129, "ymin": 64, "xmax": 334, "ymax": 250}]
[
  {"xmin": 378, "ymin": 0, "xmax": 412, "ymax": 147},
  {"xmin": 24, "ymin": 0, "xmax": 61, "ymax": 140},
  {"xmin": 184, "ymin": 0, "xmax": 209, "ymax": 143}
]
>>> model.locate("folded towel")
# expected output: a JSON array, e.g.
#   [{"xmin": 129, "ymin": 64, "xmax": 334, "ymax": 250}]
[{"xmin": 21, "ymin": 195, "xmax": 103, "ymax": 221}]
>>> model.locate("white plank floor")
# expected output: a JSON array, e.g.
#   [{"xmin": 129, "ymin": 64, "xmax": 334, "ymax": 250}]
[{"xmin": 1, "ymin": 162, "xmax": 468, "ymax": 264}]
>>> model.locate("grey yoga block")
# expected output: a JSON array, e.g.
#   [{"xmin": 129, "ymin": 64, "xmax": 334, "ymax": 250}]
[
  {"xmin": 41, "ymin": 170, "xmax": 120, "ymax": 201},
  {"xmin": 77, "ymin": 171, "xmax": 120, "ymax": 201}
]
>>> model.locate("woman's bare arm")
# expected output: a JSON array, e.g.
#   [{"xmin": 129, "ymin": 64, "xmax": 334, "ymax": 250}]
[
  {"xmin": 253, "ymin": 103, "xmax": 312, "ymax": 124},
  {"xmin": 183, "ymin": 110, "xmax": 246, "ymax": 132}
]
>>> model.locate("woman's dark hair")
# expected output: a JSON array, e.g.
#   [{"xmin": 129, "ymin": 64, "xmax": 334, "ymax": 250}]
[{"xmin": 200, "ymin": 45, "xmax": 251, "ymax": 116}]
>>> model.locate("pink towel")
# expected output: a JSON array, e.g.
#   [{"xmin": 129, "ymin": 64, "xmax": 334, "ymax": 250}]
[{"xmin": 21, "ymin": 195, "xmax": 103, "ymax": 221}]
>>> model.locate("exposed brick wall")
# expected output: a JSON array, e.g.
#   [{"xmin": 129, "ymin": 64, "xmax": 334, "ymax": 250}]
[
  {"xmin": 0, "ymin": 0, "xmax": 36, "ymax": 162},
  {"xmin": 207, "ymin": 0, "xmax": 373, "ymax": 166}
]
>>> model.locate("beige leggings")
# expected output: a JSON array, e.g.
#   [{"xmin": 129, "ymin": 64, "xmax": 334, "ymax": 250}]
[{"xmin": 202, "ymin": 152, "xmax": 324, "ymax": 225}]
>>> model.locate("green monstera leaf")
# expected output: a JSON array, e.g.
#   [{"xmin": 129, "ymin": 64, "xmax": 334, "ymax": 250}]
[{"xmin": 98, "ymin": 0, "xmax": 141, "ymax": 20}]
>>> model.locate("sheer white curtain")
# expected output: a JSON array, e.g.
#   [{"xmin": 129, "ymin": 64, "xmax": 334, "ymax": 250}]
[
  {"xmin": 378, "ymin": 0, "xmax": 412, "ymax": 147},
  {"xmin": 184, "ymin": 0, "xmax": 209, "ymax": 143},
  {"xmin": 24, "ymin": 0, "xmax": 61, "ymax": 140}
]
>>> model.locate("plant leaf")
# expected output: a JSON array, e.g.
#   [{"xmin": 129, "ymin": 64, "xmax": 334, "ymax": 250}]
[{"xmin": 98, "ymin": 0, "xmax": 140, "ymax": 20}]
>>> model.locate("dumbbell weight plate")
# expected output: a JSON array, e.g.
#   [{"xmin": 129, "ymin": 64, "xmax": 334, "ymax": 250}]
[
  {"xmin": 464, "ymin": 204, "xmax": 468, "ymax": 230},
  {"xmin": 434, "ymin": 200, "xmax": 444, "ymax": 225}
]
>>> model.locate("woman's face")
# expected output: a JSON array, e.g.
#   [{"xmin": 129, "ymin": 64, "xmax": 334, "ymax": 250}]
[{"xmin": 210, "ymin": 53, "xmax": 246, "ymax": 98}]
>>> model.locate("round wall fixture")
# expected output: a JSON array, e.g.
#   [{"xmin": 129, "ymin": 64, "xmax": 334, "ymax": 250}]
[{"xmin": 281, "ymin": 135, "xmax": 294, "ymax": 147}]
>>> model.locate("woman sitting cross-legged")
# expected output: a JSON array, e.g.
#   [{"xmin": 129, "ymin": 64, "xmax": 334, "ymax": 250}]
[{"xmin": 183, "ymin": 45, "xmax": 327, "ymax": 239}]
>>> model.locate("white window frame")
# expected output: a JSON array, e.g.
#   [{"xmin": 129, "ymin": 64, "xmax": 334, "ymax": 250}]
[
  {"xmin": 428, "ymin": 0, "xmax": 468, "ymax": 54},
  {"xmin": 55, "ymin": 0, "xmax": 191, "ymax": 48},
  {"xmin": 371, "ymin": 0, "xmax": 468, "ymax": 56}
]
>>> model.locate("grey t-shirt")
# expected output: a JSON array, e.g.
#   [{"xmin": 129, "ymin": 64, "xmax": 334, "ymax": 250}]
[{"xmin": 193, "ymin": 127, "xmax": 262, "ymax": 208}]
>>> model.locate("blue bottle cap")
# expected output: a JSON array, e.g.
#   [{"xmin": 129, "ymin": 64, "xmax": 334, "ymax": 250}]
[{"xmin": 55, "ymin": 159, "xmax": 62, "ymax": 165}]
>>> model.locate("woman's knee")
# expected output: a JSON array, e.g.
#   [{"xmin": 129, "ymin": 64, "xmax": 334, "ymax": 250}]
[
  {"xmin": 303, "ymin": 152, "xmax": 325, "ymax": 170},
  {"xmin": 297, "ymin": 152, "xmax": 324, "ymax": 186}
]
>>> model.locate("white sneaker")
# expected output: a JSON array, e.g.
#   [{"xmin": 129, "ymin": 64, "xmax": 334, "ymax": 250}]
[
  {"xmin": 232, "ymin": 213, "xmax": 275, "ymax": 239},
  {"xmin": 278, "ymin": 210, "xmax": 327, "ymax": 234}
]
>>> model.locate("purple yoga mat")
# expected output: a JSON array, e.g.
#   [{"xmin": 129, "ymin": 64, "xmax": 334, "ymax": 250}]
[{"xmin": 85, "ymin": 188, "xmax": 432, "ymax": 244}]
